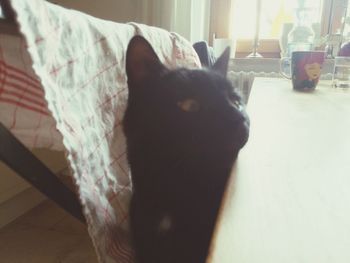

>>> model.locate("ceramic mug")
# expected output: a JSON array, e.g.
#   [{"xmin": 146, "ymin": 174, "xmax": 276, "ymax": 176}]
[{"xmin": 280, "ymin": 51, "xmax": 326, "ymax": 91}]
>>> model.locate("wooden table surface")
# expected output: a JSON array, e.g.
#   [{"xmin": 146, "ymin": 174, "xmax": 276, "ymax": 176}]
[{"xmin": 209, "ymin": 78, "xmax": 350, "ymax": 263}]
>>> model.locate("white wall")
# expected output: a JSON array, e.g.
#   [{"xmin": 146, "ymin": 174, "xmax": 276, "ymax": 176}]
[
  {"xmin": 50, "ymin": 0, "xmax": 210, "ymax": 43},
  {"xmin": 51, "ymin": 0, "xmax": 140, "ymax": 23},
  {"xmin": 137, "ymin": 0, "xmax": 210, "ymax": 43}
]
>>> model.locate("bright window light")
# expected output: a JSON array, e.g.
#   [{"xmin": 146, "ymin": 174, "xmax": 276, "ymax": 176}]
[{"xmin": 232, "ymin": 0, "xmax": 323, "ymax": 39}]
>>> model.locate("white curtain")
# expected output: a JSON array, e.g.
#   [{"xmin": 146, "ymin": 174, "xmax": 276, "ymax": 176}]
[{"xmin": 136, "ymin": 0, "xmax": 211, "ymax": 43}]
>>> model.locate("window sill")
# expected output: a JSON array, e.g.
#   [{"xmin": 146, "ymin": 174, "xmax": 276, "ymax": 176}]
[{"xmin": 228, "ymin": 58, "xmax": 335, "ymax": 79}]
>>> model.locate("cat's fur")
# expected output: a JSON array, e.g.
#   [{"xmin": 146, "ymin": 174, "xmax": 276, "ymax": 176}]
[{"xmin": 123, "ymin": 36, "xmax": 249, "ymax": 263}]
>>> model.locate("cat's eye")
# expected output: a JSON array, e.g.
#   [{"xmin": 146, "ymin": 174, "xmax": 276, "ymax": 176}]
[{"xmin": 177, "ymin": 99, "xmax": 200, "ymax": 112}]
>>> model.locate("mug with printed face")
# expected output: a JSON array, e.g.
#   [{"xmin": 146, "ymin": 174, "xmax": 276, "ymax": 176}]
[{"xmin": 280, "ymin": 51, "xmax": 326, "ymax": 91}]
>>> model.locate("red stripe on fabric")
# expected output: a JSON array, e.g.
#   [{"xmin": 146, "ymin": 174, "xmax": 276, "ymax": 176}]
[
  {"xmin": 112, "ymin": 240, "xmax": 133, "ymax": 263},
  {"xmin": 116, "ymin": 182, "xmax": 129, "ymax": 198},
  {"xmin": 5, "ymin": 71, "xmax": 43, "ymax": 92},
  {"xmin": 0, "ymin": 46, "xmax": 6, "ymax": 95},
  {"xmin": 80, "ymin": 60, "xmax": 119, "ymax": 90},
  {"xmin": 109, "ymin": 151, "xmax": 127, "ymax": 168},
  {"xmin": 117, "ymin": 157, "xmax": 128, "ymax": 176},
  {"xmin": 25, "ymin": 17, "xmax": 75, "ymax": 49},
  {"xmin": 4, "ymin": 80, "xmax": 45, "ymax": 99},
  {"xmin": 84, "ymin": 121, "xmax": 120, "ymax": 161},
  {"xmin": 2, "ymin": 90, "xmax": 47, "ymax": 108},
  {"xmin": 32, "ymin": 3, "xmax": 67, "ymax": 47},
  {"xmin": 49, "ymin": 36, "xmax": 107, "ymax": 75},
  {"xmin": 0, "ymin": 97, "xmax": 50, "ymax": 116},
  {"xmin": 103, "ymin": 206, "xmax": 112, "ymax": 223},
  {"xmin": 23, "ymin": 37, "xmax": 44, "ymax": 142},
  {"xmin": 63, "ymin": 60, "xmax": 119, "ymax": 107},
  {"xmin": 119, "ymin": 213, "xmax": 128, "ymax": 226},
  {"xmin": 32, "ymin": 113, "xmax": 44, "ymax": 148},
  {"xmin": 63, "ymin": 120, "xmax": 76, "ymax": 135},
  {"xmin": 19, "ymin": 37, "xmax": 34, "ymax": 83},
  {"xmin": 0, "ymin": 69, "xmax": 5, "ymax": 97},
  {"xmin": 108, "ymin": 231, "xmax": 133, "ymax": 263},
  {"xmin": 0, "ymin": 54, "xmax": 18, "ymax": 128},
  {"xmin": 109, "ymin": 184, "xmax": 129, "ymax": 210},
  {"xmin": 99, "ymin": 88, "xmax": 126, "ymax": 110},
  {"xmin": 81, "ymin": 169, "xmax": 132, "ymax": 261},
  {"xmin": 71, "ymin": 88, "xmax": 125, "ymax": 132},
  {"xmin": 110, "ymin": 242, "xmax": 133, "ymax": 263},
  {"xmin": 35, "ymin": 37, "xmax": 45, "ymax": 44},
  {"xmin": 50, "ymin": 58, "xmax": 78, "ymax": 76},
  {"xmin": 47, "ymin": 122, "xmax": 57, "ymax": 149},
  {"xmin": 94, "ymin": 170, "xmax": 107, "ymax": 185},
  {"xmin": 108, "ymin": 191, "xmax": 118, "ymax": 203},
  {"xmin": 0, "ymin": 60, "xmax": 40, "ymax": 85}
]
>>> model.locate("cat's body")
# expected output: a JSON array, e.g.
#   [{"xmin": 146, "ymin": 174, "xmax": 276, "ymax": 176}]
[{"xmin": 123, "ymin": 36, "xmax": 249, "ymax": 263}]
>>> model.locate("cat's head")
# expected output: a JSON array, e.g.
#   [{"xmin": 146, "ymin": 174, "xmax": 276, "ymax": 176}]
[{"xmin": 124, "ymin": 36, "xmax": 249, "ymax": 156}]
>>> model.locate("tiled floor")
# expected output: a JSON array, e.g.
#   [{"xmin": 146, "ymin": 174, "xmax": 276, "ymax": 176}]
[{"xmin": 0, "ymin": 200, "xmax": 98, "ymax": 263}]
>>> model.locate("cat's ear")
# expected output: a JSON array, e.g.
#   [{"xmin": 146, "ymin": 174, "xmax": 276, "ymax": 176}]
[
  {"xmin": 126, "ymin": 36, "xmax": 165, "ymax": 86},
  {"xmin": 211, "ymin": 47, "xmax": 230, "ymax": 77}
]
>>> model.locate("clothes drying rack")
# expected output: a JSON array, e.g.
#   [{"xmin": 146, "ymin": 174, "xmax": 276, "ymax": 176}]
[{"xmin": 0, "ymin": 0, "xmax": 212, "ymax": 225}]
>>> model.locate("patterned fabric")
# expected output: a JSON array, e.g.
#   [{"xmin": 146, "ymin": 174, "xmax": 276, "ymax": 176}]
[
  {"xmin": 0, "ymin": 33, "xmax": 63, "ymax": 150},
  {"xmin": 4, "ymin": 0, "xmax": 200, "ymax": 262}
]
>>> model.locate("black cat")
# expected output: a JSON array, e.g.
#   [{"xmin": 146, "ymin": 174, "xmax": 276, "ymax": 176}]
[{"xmin": 123, "ymin": 36, "xmax": 249, "ymax": 263}]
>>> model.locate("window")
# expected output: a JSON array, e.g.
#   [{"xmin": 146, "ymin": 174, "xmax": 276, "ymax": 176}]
[
  {"xmin": 232, "ymin": 0, "xmax": 323, "ymax": 39},
  {"xmin": 226, "ymin": 0, "xmax": 349, "ymax": 58}
]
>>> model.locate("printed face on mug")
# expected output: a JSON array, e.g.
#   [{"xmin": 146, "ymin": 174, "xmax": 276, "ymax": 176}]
[
  {"xmin": 304, "ymin": 63, "xmax": 321, "ymax": 80},
  {"xmin": 280, "ymin": 51, "xmax": 325, "ymax": 91}
]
